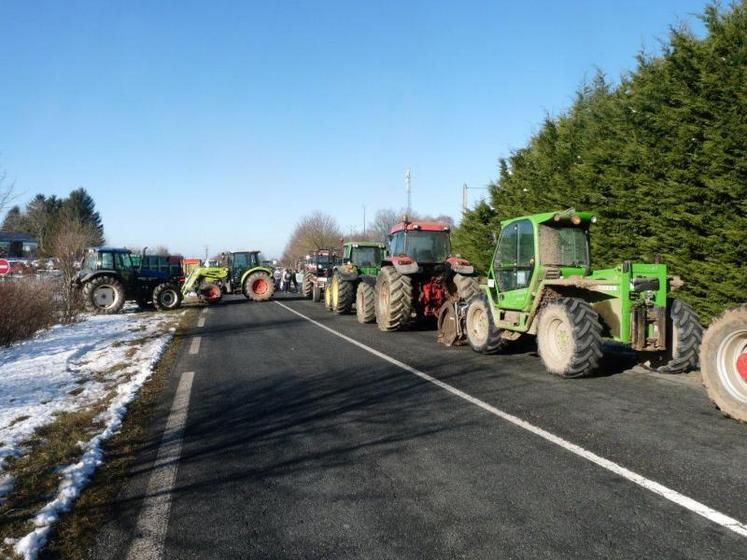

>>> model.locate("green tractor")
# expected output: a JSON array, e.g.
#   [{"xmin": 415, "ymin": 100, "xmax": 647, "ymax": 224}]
[
  {"xmin": 325, "ymin": 241, "xmax": 387, "ymax": 322},
  {"xmin": 219, "ymin": 250, "xmax": 275, "ymax": 301},
  {"xmin": 464, "ymin": 209, "xmax": 702, "ymax": 378},
  {"xmin": 178, "ymin": 251, "xmax": 274, "ymax": 305}
]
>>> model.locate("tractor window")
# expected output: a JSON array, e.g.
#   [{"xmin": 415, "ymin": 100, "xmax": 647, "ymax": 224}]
[
  {"xmin": 100, "ymin": 252, "xmax": 114, "ymax": 269},
  {"xmin": 233, "ymin": 253, "xmax": 249, "ymax": 268},
  {"xmin": 390, "ymin": 232, "xmax": 405, "ymax": 256},
  {"xmin": 115, "ymin": 253, "xmax": 133, "ymax": 270},
  {"xmin": 404, "ymin": 231, "xmax": 450, "ymax": 262},
  {"xmin": 352, "ymin": 246, "xmax": 382, "ymax": 267},
  {"xmin": 539, "ymin": 225, "xmax": 590, "ymax": 267},
  {"xmin": 495, "ymin": 220, "xmax": 534, "ymax": 291}
]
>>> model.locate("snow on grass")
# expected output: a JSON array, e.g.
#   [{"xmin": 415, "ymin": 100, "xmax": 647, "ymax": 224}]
[{"xmin": 0, "ymin": 305, "xmax": 179, "ymax": 559}]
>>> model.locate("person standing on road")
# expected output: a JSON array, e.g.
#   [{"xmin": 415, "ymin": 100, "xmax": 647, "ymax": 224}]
[
  {"xmin": 282, "ymin": 268, "xmax": 291, "ymax": 292},
  {"xmin": 273, "ymin": 267, "xmax": 282, "ymax": 291},
  {"xmin": 290, "ymin": 268, "xmax": 299, "ymax": 292}
]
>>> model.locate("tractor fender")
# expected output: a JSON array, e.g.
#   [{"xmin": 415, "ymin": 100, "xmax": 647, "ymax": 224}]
[
  {"xmin": 77, "ymin": 270, "xmax": 121, "ymax": 285},
  {"xmin": 387, "ymin": 256, "xmax": 418, "ymax": 275},
  {"xmin": 446, "ymin": 257, "xmax": 474, "ymax": 275},
  {"xmin": 239, "ymin": 266, "xmax": 273, "ymax": 286}
]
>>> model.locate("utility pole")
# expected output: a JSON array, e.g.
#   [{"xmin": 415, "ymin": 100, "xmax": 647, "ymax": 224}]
[
  {"xmin": 204, "ymin": 245, "xmax": 208, "ymax": 262},
  {"xmin": 405, "ymin": 168, "xmax": 412, "ymax": 217},
  {"xmin": 362, "ymin": 205, "xmax": 366, "ymax": 236},
  {"xmin": 462, "ymin": 183, "xmax": 468, "ymax": 214}
]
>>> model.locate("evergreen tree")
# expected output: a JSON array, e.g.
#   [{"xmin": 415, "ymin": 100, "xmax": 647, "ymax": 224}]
[
  {"xmin": 454, "ymin": 2, "xmax": 747, "ymax": 321},
  {"xmin": 62, "ymin": 188, "xmax": 104, "ymax": 245}
]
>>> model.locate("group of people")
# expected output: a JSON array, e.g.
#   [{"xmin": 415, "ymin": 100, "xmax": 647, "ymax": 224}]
[{"xmin": 273, "ymin": 267, "xmax": 301, "ymax": 292}]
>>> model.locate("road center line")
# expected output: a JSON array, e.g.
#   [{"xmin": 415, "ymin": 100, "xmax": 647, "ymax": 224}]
[
  {"xmin": 197, "ymin": 316, "xmax": 206, "ymax": 328},
  {"xmin": 274, "ymin": 301, "xmax": 747, "ymax": 539},
  {"xmin": 126, "ymin": 371, "xmax": 195, "ymax": 560},
  {"xmin": 188, "ymin": 336, "xmax": 201, "ymax": 354}
]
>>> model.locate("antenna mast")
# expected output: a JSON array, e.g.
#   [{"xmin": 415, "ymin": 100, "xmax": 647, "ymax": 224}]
[{"xmin": 405, "ymin": 168, "xmax": 412, "ymax": 217}]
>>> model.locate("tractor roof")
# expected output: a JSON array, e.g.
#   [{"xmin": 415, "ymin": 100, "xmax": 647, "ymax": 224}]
[
  {"xmin": 345, "ymin": 240, "xmax": 386, "ymax": 248},
  {"xmin": 499, "ymin": 209, "xmax": 597, "ymax": 227},
  {"xmin": 232, "ymin": 250, "xmax": 261, "ymax": 254},
  {"xmin": 89, "ymin": 247, "xmax": 131, "ymax": 254},
  {"xmin": 389, "ymin": 221, "xmax": 450, "ymax": 234}
]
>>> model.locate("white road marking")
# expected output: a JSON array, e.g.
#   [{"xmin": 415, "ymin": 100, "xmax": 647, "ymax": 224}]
[
  {"xmin": 126, "ymin": 371, "xmax": 195, "ymax": 560},
  {"xmin": 197, "ymin": 316, "xmax": 206, "ymax": 328},
  {"xmin": 275, "ymin": 301, "xmax": 747, "ymax": 539},
  {"xmin": 188, "ymin": 336, "xmax": 201, "ymax": 355},
  {"xmin": 201, "ymin": 307, "xmax": 208, "ymax": 315}
]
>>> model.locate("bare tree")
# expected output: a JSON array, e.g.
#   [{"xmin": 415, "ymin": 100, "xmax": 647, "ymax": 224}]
[
  {"xmin": 0, "ymin": 168, "xmax": 15, "ymax": 218},
  {"xmin": 367, "ymin": 208, "xmax": 402, "ymax": 243},
  {"xmin": 47, "ymin": 209, "xmax": 98, "ymax": 322},
  {"xmin": 151, "ymin": 245, "xmax": 171, "ymax": 256},
  {"xmin": 282, "ymin": 211, "xmax": 343, "ymax": 265}
]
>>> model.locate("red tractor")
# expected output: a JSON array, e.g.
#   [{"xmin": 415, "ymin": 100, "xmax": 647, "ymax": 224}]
[{"xmin": 374, "ymin": 219, "xmax": 478, "ymax": 343}]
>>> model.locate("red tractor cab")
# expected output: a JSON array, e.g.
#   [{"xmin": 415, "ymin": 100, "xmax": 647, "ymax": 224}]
[{"xmin": 375, "ymin": 219, "xmax": 478, "ymax": 344}]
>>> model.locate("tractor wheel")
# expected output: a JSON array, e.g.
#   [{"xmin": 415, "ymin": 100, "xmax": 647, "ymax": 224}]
[
  {"xmin": 454, "ymin": 274, "xmax": 479, "ymax": 302},
  {"xmin": 324, "ymin": 280, "xmax": 334, "ymax": 310},
  {"xmin": 135, "ymin": 295, "xmax": 154, "ymax": 311},
  {"xmin": 153, "ymin": 283, "xmax": 183, "ymax": 311},
  {"xmin": 244, "ymin": 271, "xmax": 275, "ymax": 302},
  {"xmin": 333, "ymin": 275, "xmax": 354, "ymax": 314},
  {"xmin": 375, "ymin": 266, "xmax": 413, "ymax": 332},
  {"xmin": 199, "ymin": 282, "xmax": 223, "ymax": 305},
  {"xmin": 536, "ymin": 297, "xmax": 603, "ymax": 378},
  {"xmin": 465, "ymin": 295, "xmax": 509, "ymax": 354},
  {"xmin": 640, "ymin": 299, "xmax": 702, "ymax": 373},
  {"xmin": 82, "ymin": 275, "xmax": 126, "ymax": 315},
  {"xmin": 303, "ymin": 273, "xmax": 313, "ymax": 298},
  {"xmin": 700, "ymin": 305, "xmax": 747, "ymax": 423},
  {"xmin": 312, "ymin": 284, "xmax": 322, "ymax": 303},
  {"xmin": 356, "ymin": 281, "xmax": 376, "ymax": 324}
]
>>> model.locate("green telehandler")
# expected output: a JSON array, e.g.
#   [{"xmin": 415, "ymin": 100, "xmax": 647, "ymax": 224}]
[
  {"xmin": 325, "ymin": 241, "xmax": 387, "ymax": 322},
  {"xmin": 464, "ymin": 209, "xmax": 702, "ymax": 378}
]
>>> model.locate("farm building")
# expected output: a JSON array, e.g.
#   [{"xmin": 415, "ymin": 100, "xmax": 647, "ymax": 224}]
[{"xmin": 0, "ymin": 232, "xmax": 39, "ymax": 259}]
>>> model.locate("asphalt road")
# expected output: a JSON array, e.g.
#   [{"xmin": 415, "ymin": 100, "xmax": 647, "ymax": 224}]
[{"xmin": 90, "ymin": 293, "xmax": 747, "ymax": 559}]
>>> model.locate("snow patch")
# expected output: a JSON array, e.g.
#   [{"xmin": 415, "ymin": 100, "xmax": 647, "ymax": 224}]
[{"xmin": 0, "ymin": 308, "xmax": 178, "ymax": 559}]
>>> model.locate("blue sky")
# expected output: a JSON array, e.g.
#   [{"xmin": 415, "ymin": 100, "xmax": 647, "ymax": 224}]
[{"xmin": 0, "ymin": 0, "xmax": 707, "ymax": 258}]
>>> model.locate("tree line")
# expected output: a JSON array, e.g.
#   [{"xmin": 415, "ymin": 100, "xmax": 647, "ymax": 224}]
[
  {"xmin": 1, "ymin": 187, "xmax": 105, "ymax": 256},
  {"xmin": 453, "ymin": 1, "xmax": 747, "ymax": 322}
]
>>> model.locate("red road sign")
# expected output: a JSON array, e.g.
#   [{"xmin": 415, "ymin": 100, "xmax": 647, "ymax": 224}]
[{"xmin": 0, "ymin": 259, "xmax": 10, "ymax": 275}]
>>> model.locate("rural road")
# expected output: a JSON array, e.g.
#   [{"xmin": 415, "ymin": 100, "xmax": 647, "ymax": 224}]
[{"xmin": 91, "ymin": 293, "xmax": 747, "ymax": 559}]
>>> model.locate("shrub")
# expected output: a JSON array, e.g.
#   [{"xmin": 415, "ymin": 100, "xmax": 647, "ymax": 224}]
[{"xmin": 0, "ymin": 279, "xmax": 64, "ymax": 346}]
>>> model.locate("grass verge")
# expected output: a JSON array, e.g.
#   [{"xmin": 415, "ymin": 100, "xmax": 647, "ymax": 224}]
[{"xmin": 0, "ymin": 307, "xmax": 197, "ymax": 560}]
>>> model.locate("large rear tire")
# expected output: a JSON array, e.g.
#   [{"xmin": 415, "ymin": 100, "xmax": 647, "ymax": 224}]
[
  {"xmin": 244, "ymin": 271, "xmax": 275, "ymax": 301},
  {"xmin": 700, "ymin": 305, "xmax": 747, "ymax": 423},
  {"xmin": 536, "ymin": 297, "xmax": 603, "ymax": 378},
  {"xmin": 153, "ymin": 283, "xmax": 183, "ymax": 311},
  {"xmin": 640, "ymin": 299, "xmax": 702, "ymax": 373},
  {"xmin": 465, "ymin": 295, "xmax": 509, "ymax": 354},
  {"xmin": 454, "ymin": 274, "xmax": 479, "ymax": 302},
  {"xmin": 82, "ymin": 275, "xmax": 126, "ymax": 315},
  {"xmin": 324, "ymin": 280, "xmax": 334, "ymax": 310},
  {"xmin": 333, "ymin": 274, "xmax": 354, "ymax": 314},
  {"xmin": 356, "ymin": 280, "xmax": 376, "ymax": 324},
  {"xmin": 375, "ymin": 266, "xmax": 413, "ymax": 332},
  {"xmin": 302, "ymin": 273, "xmax": 313, "ymax": 298}
]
